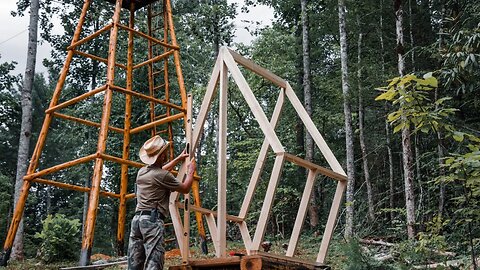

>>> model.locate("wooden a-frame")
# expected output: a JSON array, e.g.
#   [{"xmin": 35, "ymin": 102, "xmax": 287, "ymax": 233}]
[{"xmin": 172, "ymin": 47, "xmax": 348, "ymax": 264}]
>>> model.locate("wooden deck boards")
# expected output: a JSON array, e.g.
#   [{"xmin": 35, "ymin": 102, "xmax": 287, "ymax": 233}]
[{"xmin": 169, "ymin": 253, "xmax": 330, "ymax": 270}]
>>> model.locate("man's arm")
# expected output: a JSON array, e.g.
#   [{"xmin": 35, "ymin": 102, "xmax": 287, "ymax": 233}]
[
  {"xmin": 174, "ymin": 159, "xmax": 196, "ymax": 194},
  {"xmin": 162, "ymin": 150, "xmax": 189, "ymax": 171}
]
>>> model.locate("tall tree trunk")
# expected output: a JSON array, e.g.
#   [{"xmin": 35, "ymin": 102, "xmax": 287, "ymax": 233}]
[
  {"xmin": 386, "ymin": 116, "xmax": 395, "ymax": 221},
  {"xmin": 380, "ymin": 0, "xmax": 395, "ymax": 222},
  {"xmin": 11, "ymin": 0, "xmax": 40, "ymax": 260},
  {"xmin": 408, "ymin": 0, "xmax": 415, "ymax": 71},
  {"xmin": 415, "ymin": 135, "xmax": 424, "ymax": 224},
  {"xmin": 437, "ymin": 1, "xmax": 446, "ymax": 218},
  {"xmin": 295, "ymin": 24, "xmax": 306, "ymax": 203},
  {"xmin": 301, "ymin": 0, "xmax": 318, "ymax": 228},
  {"xmin": 436, "ymin": 88, "xmax": 445, "ymax": 217},
  {"xmin": 356, "ymin": 14, "xmax": 375, "ymax": 221},
  {"xmin": 395, "ymin": 0, "xmax": 416, "ymax": 240},
  {"xmin": 338, "ymin": 0, "xmax": 356, "ymax": 239}
]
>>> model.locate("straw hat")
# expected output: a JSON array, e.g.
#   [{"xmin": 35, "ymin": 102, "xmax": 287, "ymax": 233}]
[{"xmin": 139, "ymin": 135, "xmax": 171, "ymax": 165}]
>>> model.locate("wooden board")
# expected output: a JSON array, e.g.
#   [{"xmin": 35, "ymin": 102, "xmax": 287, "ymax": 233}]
[{"xmin": 169, "ymin": 253, "xmax": 330, "ymax": 270}]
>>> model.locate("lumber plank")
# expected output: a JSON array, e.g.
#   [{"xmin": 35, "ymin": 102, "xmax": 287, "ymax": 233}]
[
  {"xmin": 191, "ymin": 55, "xmax": 222, "ymax": 151},
  {"xmin": 239, "ymin": 89, "xmax": 285, "ymax": 219},
  {"xmin": 251, "ymin": 154, "xmax": 285, "ymax": 250},
  {"xmin": 60, "ymin": 260, "xmax": 127, "ymax": 270},
  {"xmin": 217, "ymin": 60, "xmax": 228, "ymax": 258},
  {"xmin": 287, "ymin": 169, "xmax": 317, "ymax": 257},
  {"xmin": 317, "ymin": 180, "xmax": 347, "ymax": 263},
  {"xmin": 221, "ymin": 47, "xmax": 284, "ymax": 154},
  {"xmin": 283, "ymin": 153, "xmax": 347, "ymax": 182},
  {"xmin": 284, "ymin": 83, "xmax": 346, "ymax": 175},
  {"xmin": 227, "ymin": 48, "xmax": 287, "ymax": 88}
]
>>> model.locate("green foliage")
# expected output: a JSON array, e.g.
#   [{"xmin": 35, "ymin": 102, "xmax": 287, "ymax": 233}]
[
  {"xmin": 376, "ymin": 73, "xmax": 457, "ymax": 134},
  {"xmin": 339, "ymin": 239, "xmax": 395, "ymax": 270},
  {"xmin": 438, "ymin": 134, "xmax": 480, "ymax": 241},
  {"xmin": 34, "ymin": 214, "xmax": 81, "ymax": 263},
  {"xmin": 0, "ymin": 55, "xmax": 18, "ymax": 90}
]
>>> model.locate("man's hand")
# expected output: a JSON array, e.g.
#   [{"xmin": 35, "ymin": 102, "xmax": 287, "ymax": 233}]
[
  {"xmin": 175, "ymin": 158, "xmax": 196, "ymax": 194},
  {"xmin": 162, "ymin": 149, "xmax": 190, "ymax": 171},
  {"xmin": 188, "ymin": 159, "xmax": 196, "ymax": 176},
  {"xmin": 178, "ymin": 149, "xmax": 189, "ymax": 160}
]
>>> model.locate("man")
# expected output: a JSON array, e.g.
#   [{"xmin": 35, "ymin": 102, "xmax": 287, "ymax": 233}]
[{"xmin": 128, "ymin": 135, "xmax": 196, "ymax": 269}]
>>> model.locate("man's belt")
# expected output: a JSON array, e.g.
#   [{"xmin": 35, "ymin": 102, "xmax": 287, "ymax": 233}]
[{"xmin": 135, "ymin": 210, "xmax": 165, "ymax": 220}]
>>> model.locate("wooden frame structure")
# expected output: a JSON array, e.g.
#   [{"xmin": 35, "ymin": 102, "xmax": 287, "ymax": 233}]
[
  {"xmin": 172, "ymin": 47, "xmax": 348, "ymax": 264},
  {"xmin": 0, "ymin": 0, "xmax": 207, "ymax": 266}
]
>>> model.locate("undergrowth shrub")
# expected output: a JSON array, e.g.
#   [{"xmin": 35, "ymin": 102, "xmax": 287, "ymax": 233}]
[
  {"xmin": 35, "ymin": 213, "xmax": 81, "ymax": 263},
  {"xmin": 340, "ymin": 239, "xmax": 395, "ymax": 270}
]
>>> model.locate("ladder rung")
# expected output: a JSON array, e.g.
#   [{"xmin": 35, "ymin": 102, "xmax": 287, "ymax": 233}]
[
  {"xmin": 154, "ymin": 84, "xmax": 165, "ymax": 91},
  {"xmin": 153, "ymin": 70, "xmax": 163, "ymax": 76},
  {"xmin": 158, "ymin": 129, "xmax": 168, "ymax": 134},
  {"xmin": 165, "ymin": 238, "xmax": 175, "ymax": 243},
  {"xmin": 151, "ymin": 11, "xmax": 163, "ymax": 17},
  {"xmin": 164, "ymin": 222, "xmax": 173, "ymax": 226},
  {"xmin": 155, "ymin": 113, "xmax": 167, "ymax": 119}
]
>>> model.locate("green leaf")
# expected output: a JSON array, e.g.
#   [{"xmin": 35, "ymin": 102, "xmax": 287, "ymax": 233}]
[
  {"xmin": 453, "ymin": 131, "xmax": 465, "ymax": 142},
  {"xmin": 423, "ymin": 76, "xmax": 438, "ymax": 88},
  {"xmin": 375, "ymin": 89, "xmax": 396, "ymax": 101},
  {"xmin": 393, "ymin": 122, "xmax": 405, "ymax": 133},
  {"xmin": 387, "ymin": 111, "xmax": 401, "ymax": 122}
]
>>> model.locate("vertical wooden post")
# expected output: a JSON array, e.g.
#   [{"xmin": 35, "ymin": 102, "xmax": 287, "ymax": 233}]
[
  {"xmin": 286, "ymin": 169, "xmax": 317, "ymax": 257},
  {"xmin": 0, "ymin": 0, "xmax": 92, "ymax": 266},
  {"xmin": 163, "ymin": 1, "xmax": 173, "ymax": 158},
  {"xmin": 317, "ymin": 180, "xmax": 347, "ymax": 263},
  {"xmin": 116, "ymin": 3, "xmax": 135, "ymax": 256},
  {"xmin": 79, "ymin": 0, "xmax": 122, "ymax": 265},
  {"xmin": 217, "ymin": 61, "xmax": 228, "ymax": 258},
  {"xmin": 181, "ymin": 94, "xmax": 193, "ymax": 263},
  {"xmin": 164, "ymin": 0, "xmax": 187, "ymax": 108},
  {"xmin": 146, "ymin": 5, "xmax": 155, "ymax": 137},
  {"xmin": 251, "ymin": 154, "xmax": 285, "ymax": 251}
]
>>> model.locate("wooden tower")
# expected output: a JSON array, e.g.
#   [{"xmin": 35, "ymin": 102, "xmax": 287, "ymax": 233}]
[{"xmin": 0, "ymin": 0, "xmax": 206, "ymax": 266}]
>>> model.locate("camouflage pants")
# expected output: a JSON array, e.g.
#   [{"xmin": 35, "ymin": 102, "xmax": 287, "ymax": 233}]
[{"xmin": 127, "ymin": 214, "xmax": 165, "ymax": 270}]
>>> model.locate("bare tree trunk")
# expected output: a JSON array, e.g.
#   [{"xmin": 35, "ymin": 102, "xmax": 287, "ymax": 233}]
[
  {"xmin": 11, "ymin": 0, "xmax": 40, "ymax": 260},
  {"xmin": 295, "ymin": 24, "xmax": 306, "ymax": 194},
  {"xmin": 435, "ymin": 88, "xmax": 446, "ymax": 217},
  {"xmin": 386, "ymin": 118, "xmax": 395, "ymax": 221},
  {"xmin": 380, "ymin": 0, "xmax": 395, "ymax": 222},
  {"xmin": 356, "ymin": 14, "xmax": 375, "ymax": 221},
  {"xmin": 395, "ymin": 0, "xmax": 416, "ymax": 240},
  {"xmin": 408, "ymin": 0, "xmax": 415, "ymax": 71},
  {"xmin": 415, "ymin": 135, "xmax": 424, "ymax": 225},
  {"xmin": 437, "ymin": 2, "xmax": 446, "ymax": 218},
  {"xmin": 338, "ymin": 0, "xmax": 356, "ymax": 239},
  {"xmin": 301, "ymin": 0, "xmax": 318, "ymax": 228}
]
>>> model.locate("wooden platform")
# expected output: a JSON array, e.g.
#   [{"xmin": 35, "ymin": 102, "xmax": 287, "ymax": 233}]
[{"xmin": 169, "ymin": 253, "xmax": 330, "ymax": 270}]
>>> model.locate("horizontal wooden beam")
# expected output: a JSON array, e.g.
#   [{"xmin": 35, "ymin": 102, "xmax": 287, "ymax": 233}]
[
  {"xmin": 72, "ymin": 50, "xmax": 126, "ymax": 70},
  {"xmin": 133, "ymin": 50, "xmax": 174, "ymax": 69},
  {"xmin": 24, "ymin": 154, "xmax": 97, "ymax": 181},
  {"xmin": 53, "ymin": 112, "xmax": 124, "ymax": 134},
  {"xmin": 109, "ymin": 85, "xmax": 185, "ymax": 112},
  {"xmin": 67, "ymin": 23, "xmax": 113, "ymax": 50},
  {"xmin": 100, "ymin": 153, "xmax": 143, "ymax": 168},
  {"xmin": 175, "ymin": 202, "xmax": 243, "ymax": 223},
  {"xmin": 227, "ymin": 48, "xmax": 287, "ymax": 89},
  {"xmin": 32, "ymin": 178, "xmax": 119, "ymax": 198},
  {"xmin": 117, "ymin": 23, "xmax": 179, "ymax": 50},
  {"xmin": 284, "ymin": 153, "xmax": 347, "ymax": 182},
  {"xmin": 45, "ymin": 85, "xmax": 107, "ymax": 114},
  {"xmin": 130, "ymin": 112, "xmax": 184, "ymax": 134}
]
